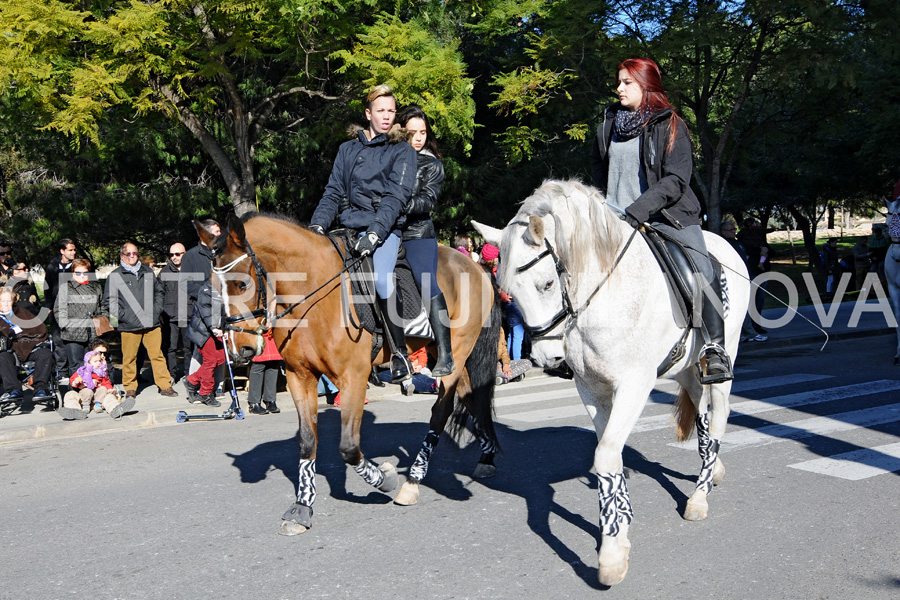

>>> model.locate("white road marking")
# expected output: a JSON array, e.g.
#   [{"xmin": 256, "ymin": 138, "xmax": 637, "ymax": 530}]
[
  {"xmin": 788, "ymin": 442, "xmax": 900, "ymax": 480},
  {"xmin": 670, "ymin": 403, "xmax": 900, "ymax": 452}
]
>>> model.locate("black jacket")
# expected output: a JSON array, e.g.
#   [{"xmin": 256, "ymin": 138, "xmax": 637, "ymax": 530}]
[
  {"xmin": 160, "ymin": 261, "xmax": 190, "ymax": 326},
  {"xmin": 54, "ymin": 279, "xmax": 103, "ymax": 343},
  {"xmin": 402, "ymin": 150, "xmax": 444, "ymax": 241},
  {"xmin": 186, "ymin": 281, "xmax": 224, "ymax": 347},
  {"xmin": 44, "ymin": 256, "xmax": 73, "ymax": 307},
  {"xmin": 102, "ymin": 264, "xmax": 164, "ymax": 332},
  {"xmin": 590, "ymin": 105, "xmax": 701, "ymax": 228},
  {"xmin": 180, "ymin": 242, "xmax": 216, "ymax": 314},
  {"xmin": 310, "ymin": 129, "xmax": 417, "ymax": 241}
]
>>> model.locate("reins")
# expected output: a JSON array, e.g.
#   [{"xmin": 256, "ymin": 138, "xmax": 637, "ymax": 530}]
[{"xmin": 215, "ymin": 236, "xmax": 364, "ymax": 339}]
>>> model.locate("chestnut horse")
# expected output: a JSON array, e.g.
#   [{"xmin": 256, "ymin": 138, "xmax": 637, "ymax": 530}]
[{"xmin": 200, "ymin": 214, "xmax": 500, "ymax": 535}]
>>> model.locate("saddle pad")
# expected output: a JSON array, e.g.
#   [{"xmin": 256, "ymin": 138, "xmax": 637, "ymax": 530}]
[{"xmin": 337, "ymin": 239, "xmax": 432, "ymax": 339}]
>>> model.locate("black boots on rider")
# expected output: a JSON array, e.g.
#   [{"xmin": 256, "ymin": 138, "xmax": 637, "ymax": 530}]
[
  {"xmin": 377, "ymin": 294, "xmax": 413, "ymax": 383},
  {"xmin": 427, "ymin": 294, "xmax": 455, "ymax": 377},
  {"xmin": 699, "ymin": 272, "xmax": 734, "ymax": 385}
]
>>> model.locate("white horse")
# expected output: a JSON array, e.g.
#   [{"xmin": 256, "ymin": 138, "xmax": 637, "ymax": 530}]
[
  {"xmin": 474, "ymin": 179, "xmax": 749, "ymax": 586},
  {"xmin": 884, "ymin": 199, "xmax": 900, "ymax": 364}
]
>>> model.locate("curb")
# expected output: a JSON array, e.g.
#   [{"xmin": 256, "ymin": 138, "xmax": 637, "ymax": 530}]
[{"xmin": 739, "ymin": 327, "xmax": 894, "ymax": 356}]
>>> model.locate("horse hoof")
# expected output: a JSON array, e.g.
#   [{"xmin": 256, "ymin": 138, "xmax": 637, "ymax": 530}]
[
  {"xmin": 393, "ymin": 481, "xmax": 420, "ymax": 506},
  {"xmin": 597, "ymin": 558, "xmax": 629, "ymax": 586},
  {"xmin": 712, "ymin": 458, "xmax": 726, "ymax": 486},
  {"xmin": 378, "ymin": 462, "xmax": 399, "ymax": 493},
  {"xmin": 278, "ymin": 520, "xmax": 308, "ymax": 536},
  {"xmin": 472, "ymin": 462, "xmax": 496, "ymax": 479},
  {"xmin": 683, "ymin": 496, "xmax": 709, "ymax": 521}
]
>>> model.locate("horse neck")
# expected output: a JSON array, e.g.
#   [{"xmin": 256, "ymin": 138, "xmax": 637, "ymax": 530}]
[{"xmin": 245, "ymin": 222, "xmax": 345, "ymax": 315}]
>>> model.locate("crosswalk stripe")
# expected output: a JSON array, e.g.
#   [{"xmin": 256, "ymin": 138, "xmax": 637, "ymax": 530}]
[
  {"xmin": 501, "ymin": 374, "xmax": 842, "ymax": 425},
  {"xmin": 670, "ymin": 403, "xmax": 900, "ymax": 452},
  {"xmin": 787, "ymin": 442, "xmax": 900, "ymax": 480}
]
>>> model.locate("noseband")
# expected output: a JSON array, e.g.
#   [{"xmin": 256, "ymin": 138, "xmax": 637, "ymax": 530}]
[{"xmin": 513, "ymin": 225, "xmax": 638, "ymax": 342}]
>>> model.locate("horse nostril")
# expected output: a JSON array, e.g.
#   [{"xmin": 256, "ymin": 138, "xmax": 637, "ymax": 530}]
[{"xmin": 239, "ymin": 346, "xmax": 256, "ymax": 360}]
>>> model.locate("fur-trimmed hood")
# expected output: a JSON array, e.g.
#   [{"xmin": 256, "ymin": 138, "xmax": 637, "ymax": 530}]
[{"xmin": 346, "ymin": 124, "xmax": 410, "ymax": 144}]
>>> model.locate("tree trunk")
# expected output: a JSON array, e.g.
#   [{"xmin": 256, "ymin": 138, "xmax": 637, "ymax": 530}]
[
  {"xmin": 788, "ymin": 205, "xmax": 822, "ymax": 274},
  {"xmin": 827, "ymin": 204, "xmax": 835, "ymax": 229}
]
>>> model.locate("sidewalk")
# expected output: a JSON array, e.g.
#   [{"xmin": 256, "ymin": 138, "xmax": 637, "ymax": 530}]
[
  {"xmin": 1, "ymin": 297, "xmax": 894, "ymax": 445},
  {"xmin": 738, "ymin": 297, "xmax": 895, "ymax": 355}
]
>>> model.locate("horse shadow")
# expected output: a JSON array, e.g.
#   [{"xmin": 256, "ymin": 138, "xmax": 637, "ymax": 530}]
[
  {"xmin": 225, "ymin": 412, "xmax": 699, "ymax": 589},
  {"xmin": 225, "ymin": 408, "xmax": 477, "ymax": 505}
]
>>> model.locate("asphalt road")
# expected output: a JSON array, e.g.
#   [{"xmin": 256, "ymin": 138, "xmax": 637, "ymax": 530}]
[{"xmin": 2, "ymin": 335, "xmax": 900, "ymax": 599}]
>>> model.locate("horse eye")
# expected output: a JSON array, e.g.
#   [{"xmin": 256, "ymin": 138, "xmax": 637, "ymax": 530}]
[
  {"xmin": 237, "ymin": 280, "xmax": 249, "ymax": 291},
  {"xmin": 543, "ymin": 281, "xmax": 554, "ymax": 291}
]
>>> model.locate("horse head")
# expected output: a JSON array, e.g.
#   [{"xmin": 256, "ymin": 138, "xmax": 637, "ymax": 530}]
[
  {"xmin": 198, "ymin": 214, "xmax": 267, "ymax": 366},
  {"xmin": 474, "ymin": 204, "xmax": 567, "ymax": 369}
]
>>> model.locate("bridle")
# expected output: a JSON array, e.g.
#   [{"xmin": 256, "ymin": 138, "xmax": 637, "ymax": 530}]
[
  {"xmin": 512, "ymin": 221, "xmax": 638, "ymax": 342},
  {"xmin": 212, "ymin": 237, "xmax": 364, "ymax": 347}
]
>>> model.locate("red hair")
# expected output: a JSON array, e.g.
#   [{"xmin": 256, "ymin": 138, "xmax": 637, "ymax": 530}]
[{"xmin": 618, "ymin": 58, "xmax": 684, "ymax": 155}]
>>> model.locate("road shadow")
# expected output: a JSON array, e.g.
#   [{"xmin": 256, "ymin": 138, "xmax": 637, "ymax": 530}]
[
  {"xmin": 225, "ymin": 407, "xmax": 477, "ymax": 505},
  {"xmin": 225, "ymin": 409, "xmax": 701, "ymax": 589}
]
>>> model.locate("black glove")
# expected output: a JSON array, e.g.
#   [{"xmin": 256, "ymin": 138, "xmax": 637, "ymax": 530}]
[
  {"xmin": 308, "ymin": 224, "xmax": 325, "ymax": 235},
  {"xmin": 353, "ymin": 231, "xmax": 381, "ymax": 257},
  {"xmin": 623, "ymin": 211, "xmax": 642, "ymax": 229}
]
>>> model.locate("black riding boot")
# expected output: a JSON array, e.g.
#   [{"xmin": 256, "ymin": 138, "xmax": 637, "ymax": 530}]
[
  {"xmin": 699, "ymin": 272, "xmax": 734, "ymax": 384},
  {"xmin": 377, "ymin": 294, "xmax": 412, "ymax": 383},
  {"xmin": 428, "ymin": 294, "xmax": 455, "ymax": 377}
]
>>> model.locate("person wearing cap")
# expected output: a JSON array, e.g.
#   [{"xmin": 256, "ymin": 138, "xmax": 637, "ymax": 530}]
[{"xmin": 395, "ymin": 104, "xmax": 455, "ymax": 377}]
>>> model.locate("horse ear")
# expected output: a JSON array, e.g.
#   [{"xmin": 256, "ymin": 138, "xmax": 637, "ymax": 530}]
[
  {"xmin": 226, "ymin": 213, "xmax": 246, "ymax": 248},
  {"xmin": 471, "ymin": 220, "xmax": 503, "ymax": 248},
  {"xmin": 193, "ymin": 219, "xmax": 219, "ymax": 249},
  {"xmin": 528, "ymin": 215, "xmax": 544, "ymax": 244}
]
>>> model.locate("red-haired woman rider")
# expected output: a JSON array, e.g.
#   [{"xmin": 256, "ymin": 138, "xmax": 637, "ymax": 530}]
[{"xmin": 590, "ymin": 57, "xmax": 732, "ymax": 383}]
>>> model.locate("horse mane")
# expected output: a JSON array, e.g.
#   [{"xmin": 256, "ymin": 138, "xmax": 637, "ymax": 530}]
[
  {"xmin": 500, "ymin": 179, "xmax": 622, "ymax": 293},
  {"xmin": 242, "ymin": 211, "xmax": 305, "ymax": 227}
]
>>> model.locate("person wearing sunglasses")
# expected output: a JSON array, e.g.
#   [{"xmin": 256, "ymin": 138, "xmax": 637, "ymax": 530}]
[
  {"xmin": 7, "ymin": 262, "xmax": 41, "ymax": 317},
  {"xmin": 53, "ymin": 258, "xmax": 105, "ymax": 377},
  {"xmin": 102, "ymin": 242, "xmax": 178, "ymax": 399},
  {"xmin": 160, "ymin": 242, "xmax": 190, "ymax": 384},
  {"xmin": 0, "ymin": 242, "xmax": 14, "ymax": 283}
]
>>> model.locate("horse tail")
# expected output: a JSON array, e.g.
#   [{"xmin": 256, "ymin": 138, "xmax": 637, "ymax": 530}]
[
  {"xmin": 448, "ymin": 295, "xmax": 501, "ymax": 452},
  {"xmin": 673, "ymin": 386, "xmax": 697, "ymax": 442}
]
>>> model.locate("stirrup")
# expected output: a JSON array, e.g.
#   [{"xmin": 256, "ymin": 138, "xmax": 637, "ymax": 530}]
[
  {"xmin": 390, "ymin": 353, "xmax": 413, "ymax": 383},
  {"xmin": 698, "ymin": 344, "xmax": 733, "ymax": 385}
]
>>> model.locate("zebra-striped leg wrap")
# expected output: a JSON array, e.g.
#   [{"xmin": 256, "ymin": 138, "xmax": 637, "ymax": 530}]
[
  {"xmin": 597, "ymin": 471, "xmax": 633, "ymax": 537},
  {"xmin": 409, "ymin": 430, "xmax": 441, "ymax": 482},
  {"xmin": 695, "ymin": 412, "xmax": 720, "ymax": 495},
  {"xmin": 353, "ymin": 457, "xmax": 386, "ymax": 489},
  {"xmin": 295, "ymin": 458, "xmax": 317, "ymax": 507},
  {"xmin": 474, "ymin": 420, "xmax": 497, "ymax": 456}
]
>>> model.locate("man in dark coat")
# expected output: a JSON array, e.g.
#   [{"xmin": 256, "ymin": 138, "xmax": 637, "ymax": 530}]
[
  {"xmin": 160, "ymin": 242, "xmax": 190, "ymax": 382},
  {"xmin": 0, "ymin": 287, "xmax": 53, "ymax": 403},
  {"xmin": 102, "ymin": 243, "xmax": 177, "ymax": 399},
  {"xmin": 179, "ymin": 220, "xmax": 221, "ymax": 392},
  {"xmin": 44, "ymin": 238, "xmax": 77, "ymax": 374}
]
